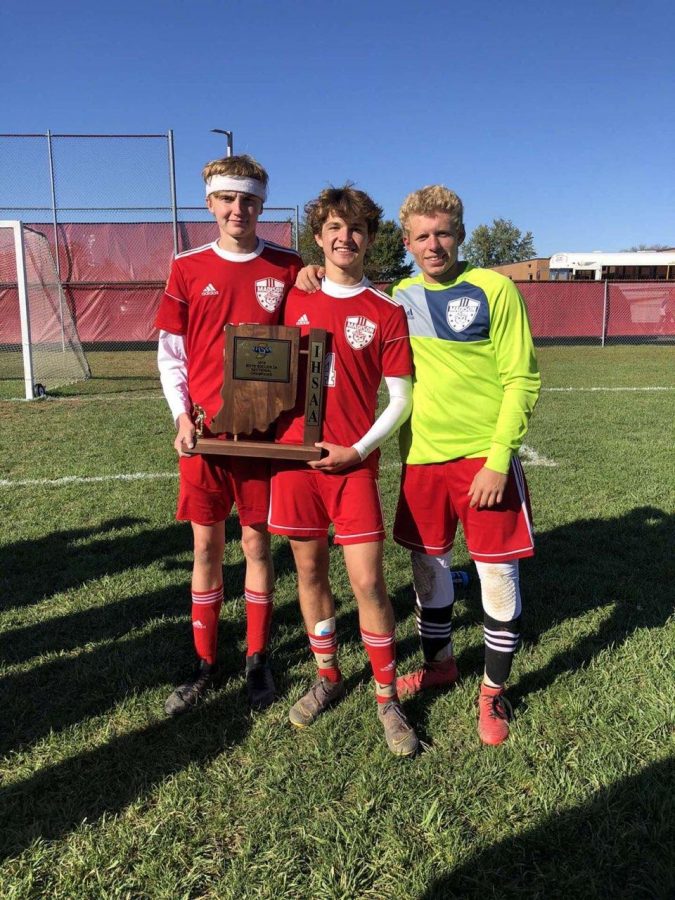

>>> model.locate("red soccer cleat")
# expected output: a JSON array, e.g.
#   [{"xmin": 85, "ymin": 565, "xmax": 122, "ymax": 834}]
[
  {"xmin": 396, "ymin": 657, "xmax": 459, "ymax": 699},
  {"xmin": 478, "ymin": 683, "xmax": 513, "ymax": 746}
]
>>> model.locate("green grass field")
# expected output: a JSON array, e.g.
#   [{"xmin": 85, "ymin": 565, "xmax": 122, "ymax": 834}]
[{"xmin": 0, "ymin": 346, "xmax": 673, "ymax": 899}]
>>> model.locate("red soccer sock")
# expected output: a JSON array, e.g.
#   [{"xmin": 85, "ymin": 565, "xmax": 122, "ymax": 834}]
[
  {"xmin": 191, "ymin": 585, "xmax": 224, "ymax": 665},
  {"xmin": 245, "ymin": 587, "xmax": 274, "ymax": 656},
  {"xmin": 361, "ymin": 627, "xmax": 397, "ymax": 703},
  {"xmin": 308, "ymin": 622, "xmax": 341, "ymax": 683}
]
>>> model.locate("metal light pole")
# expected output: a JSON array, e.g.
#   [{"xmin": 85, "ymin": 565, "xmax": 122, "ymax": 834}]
[{"xmin": 211, "ymin": 129, "xmax": 233, "ymax": 157}]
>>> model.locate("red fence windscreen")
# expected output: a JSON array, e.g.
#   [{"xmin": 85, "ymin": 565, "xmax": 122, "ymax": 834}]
[
  {"xmin": 2, "ymin": 224, "xmax": 674, "ymax": 346},
  {"xmin": 0, "ymin": 221, "xmax": 294, "ymax": 345}
]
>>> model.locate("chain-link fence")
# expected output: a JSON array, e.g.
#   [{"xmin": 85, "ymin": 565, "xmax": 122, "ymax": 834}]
[
  {"xmin": 1, "ymin": 133, "xmax": 672, "ymax": 370},
  {"xmin": 0, "ymin": 133, "xmax": 298, "ymax": 358},
  {"xmin": 518, "ymin": 281, "xmax": 675, "ymax": 345}
]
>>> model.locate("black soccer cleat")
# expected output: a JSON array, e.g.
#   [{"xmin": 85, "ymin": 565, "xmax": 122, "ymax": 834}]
[
  {"xmin": 245, "ymin": 652, "xmax": 276, "ymax": 710},
  {"xmin": 165, "ymin": 659, "xmax": 214, "ymax": 716}
]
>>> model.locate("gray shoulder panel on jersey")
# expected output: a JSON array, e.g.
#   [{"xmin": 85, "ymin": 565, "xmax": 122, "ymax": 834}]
[{"xmin": 393, "ymin": 282, "xmax": 436, "ymax": 338}]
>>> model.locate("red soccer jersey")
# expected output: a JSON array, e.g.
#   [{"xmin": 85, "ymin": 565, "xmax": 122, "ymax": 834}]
[
  {"xmin": 276, "ymin": 278, "xmax": 412, "ymax": 471},
  {"xmin": 155, "ymin": 239, "xmax": 302, "ymax": 419}
]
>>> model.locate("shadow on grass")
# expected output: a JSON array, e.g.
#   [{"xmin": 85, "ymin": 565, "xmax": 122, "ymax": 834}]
[
  {"xmin": 0, "ymin": 527, "xmax": 364, "ymax": 756},
  {"xmin": 511, "ymin": 505, "xmax": 674, "ymax": 707},
  {"xmin": 0, "ymin": 514, "xmax": 303, "ymax": 613},
  {"xmin": 393, "ymin": 506, "xmax": 674, "ymax": 705},
  {"xmin": 0, "ymin": 614, "xmax": 198, "ymax": 756},
  {"xmin": 419, "ymin": 755, "xmax": 675, "ymax": 899},
  {"xmin": 0, "ymin": 687, "xmax": 255, "ymax": 862},
  {"xmin": 2, "ymin": 507, "xmax": 671, "ymax": 861},
  {"xmin": 0, "ymin": 589, "xmax": 362, "ymax": 758},
  {"xmin": 0, "ymin": 517, "xmax": 186, "ymax": 611},
  {"xmin": 0, "ymin": 525, "xmax": 299, "ymax": 666}
]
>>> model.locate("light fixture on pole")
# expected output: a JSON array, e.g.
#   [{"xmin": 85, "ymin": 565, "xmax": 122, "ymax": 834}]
[{"xmin": 211, "ymin": 129, "xmax": 233, "ymax": 157}]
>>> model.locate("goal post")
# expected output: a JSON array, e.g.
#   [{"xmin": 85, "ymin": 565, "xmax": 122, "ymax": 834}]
[{"xmin": 0, "ymin": 220, "xmax": 90, "ymax": 399}]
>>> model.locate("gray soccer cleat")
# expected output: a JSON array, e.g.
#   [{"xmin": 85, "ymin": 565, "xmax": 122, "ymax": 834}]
[
  {"xmin": 289, "ymin": 676, "xmax": 346, "ymax": 727},
  {"xmin": 377, "ymin": 699, "xmax": 419, "ymax": 757}
]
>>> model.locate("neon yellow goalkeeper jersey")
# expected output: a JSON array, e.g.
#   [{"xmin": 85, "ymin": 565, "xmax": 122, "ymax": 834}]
[{"xmin": 390, "ymin": 264, "xmax": 540, "ymax": 473}]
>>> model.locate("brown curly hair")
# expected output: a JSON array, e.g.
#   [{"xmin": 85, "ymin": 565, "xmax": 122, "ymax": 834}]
[{"xmin": 305, "ymin": 184, "xmax": 382, "ymax": 237}]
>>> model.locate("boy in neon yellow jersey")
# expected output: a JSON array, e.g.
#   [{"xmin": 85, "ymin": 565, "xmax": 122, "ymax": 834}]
[
  {"xmin": 296, "ymin": 185, "xmax": 540, "ymax": 744},
  {"xmin": 391, "ymin": 185, "xmax": 540, "ymax": 745}
]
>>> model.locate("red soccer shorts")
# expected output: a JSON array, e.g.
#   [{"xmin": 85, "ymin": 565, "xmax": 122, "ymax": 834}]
[
  {"xmin": 268, "ymin": 464, "xmax": 385, "ymax": 545},
  {"xmin": 177, "ymin": 453, "xmax": 271, "ymax": 527},
  {"xmin": 394, "ymin": 456, "xmax": 534, "ymax": 563}
]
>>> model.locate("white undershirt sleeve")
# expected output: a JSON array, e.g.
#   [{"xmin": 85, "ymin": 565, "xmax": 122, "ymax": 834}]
[
  {"xmin": 351, "ymin": 375, "xmax": 412, "ymax": 461},
  {"xmin": 157, "ymin": 329, "xmax": 191, "ymax": 425}
]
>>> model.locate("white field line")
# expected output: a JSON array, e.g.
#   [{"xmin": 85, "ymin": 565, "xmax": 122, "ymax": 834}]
[
  {"xmin": 2, "ymin": 386, "xmax": 674, "ymax": 404},
  {"xmin": 0, "ymin": 472, "xmax": 177, "ymax": 489},
  {"xmin": 2, "ymin": 391, "xmax": 164, "ymax": 403},
  {"xmin": 381, "ymin": 443, "xmax": 557, "ymax": 469},
  {"xmin": 3, "ymin": 444, "xmax": 558, "ymax": 488},
  {"xmin": 519, "ymin": 444, "xmax": 558, "ymax": 467},
  {"xmin": 542, "ymin": 386, "xmax": 673, "ymax": 392}
]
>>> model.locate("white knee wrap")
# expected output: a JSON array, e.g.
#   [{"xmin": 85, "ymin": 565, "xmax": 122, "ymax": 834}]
[
  {"xmin": 411, "ymin": 551, "xmax": 455, "ymax": 609},
  {"xmin": 475, "ymin": 561, "xmax": 521, "ymax": 621}
]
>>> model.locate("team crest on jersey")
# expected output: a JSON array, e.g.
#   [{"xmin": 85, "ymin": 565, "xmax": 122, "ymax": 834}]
[
  {"xmin": 255, "ymin": 277, "xmax": 285, "ymax": 312},
  {"xmin": 446, "ymin": 296, "xmax": 481, "ymax": 332},
  {"xmin": 344, "ymin": 315, "xmax": 376, "ymax": 349}
]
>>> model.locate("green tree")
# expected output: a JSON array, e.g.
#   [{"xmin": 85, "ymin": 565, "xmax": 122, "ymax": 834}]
[
  {"xmin": 463, "ymin": 218, "xmax": 536, "ymax": 267},
  {"xmin": 297, "ymin": 218, "xmax": 413, "ymax": 283},
  {"xmin": 297, "ymin": 218, "xmax": 324, "ymax": 268},
  {"xmin": 363, "ymin": 220, "xmax": 413, "ymax": 283}
]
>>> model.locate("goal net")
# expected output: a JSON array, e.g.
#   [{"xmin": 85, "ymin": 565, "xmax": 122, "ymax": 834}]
[{"xmin": 0, "ymin": 221, "xmax": 90, "ymax": 398}]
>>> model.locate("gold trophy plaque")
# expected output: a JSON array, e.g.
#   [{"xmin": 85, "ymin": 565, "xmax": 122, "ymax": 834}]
[{"xmin": 187, "ymin": 323, "xmax": 326, "ymax": 461}]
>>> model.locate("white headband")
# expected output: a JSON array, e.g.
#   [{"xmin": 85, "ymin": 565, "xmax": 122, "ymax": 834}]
[{"xmin": 204, "ymin": 174, "xmax": 267, "ymax": 201}]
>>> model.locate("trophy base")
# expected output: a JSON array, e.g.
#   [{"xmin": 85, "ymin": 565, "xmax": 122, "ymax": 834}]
[{"xmin": 186, "ymin": 437, "xmax": 322, "ymax": 462}]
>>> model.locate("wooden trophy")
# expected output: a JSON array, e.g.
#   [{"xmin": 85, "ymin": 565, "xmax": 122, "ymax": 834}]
[{"xmin": 187, "ymin": 323, "xmax": 326, "ymax": 461}]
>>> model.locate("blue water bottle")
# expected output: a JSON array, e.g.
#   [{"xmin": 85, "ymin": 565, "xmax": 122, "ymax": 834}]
[{"xmin": 451, "ymin": 570, "xmax": 470, "ymax": 589}]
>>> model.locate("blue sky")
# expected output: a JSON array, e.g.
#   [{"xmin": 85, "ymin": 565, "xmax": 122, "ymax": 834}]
[{"xmin": 2, "ymin": 0, "xmax": 673, "ymax": 255}]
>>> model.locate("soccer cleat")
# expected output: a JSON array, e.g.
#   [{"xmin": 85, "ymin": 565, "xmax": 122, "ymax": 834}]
[
  {"xmin": 477, "ymin": 683, "xmax": 513, "ymax": 746},
  {"xmin": 165, "ymin": 659, "xmax": 214, "ymax": 716},
  {"xmin": 245, "ymin": 652, "xmax": 276, "ymax": 710},
  {"xmin": 288, "ymin": 676, "xmax": 346, "ymax": 727},
  {"xmin": 396, "ymin": 657, "xmax": 460, "ymax": 699},
  {"xmin": 377, "ymin": 700, "xmax": 419, "ymax": 757}
]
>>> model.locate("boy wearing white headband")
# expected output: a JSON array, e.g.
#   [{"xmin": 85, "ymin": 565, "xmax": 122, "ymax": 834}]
[{"xmin": 155, "ymin": 154, "xmax": 302, "ymax": 715}]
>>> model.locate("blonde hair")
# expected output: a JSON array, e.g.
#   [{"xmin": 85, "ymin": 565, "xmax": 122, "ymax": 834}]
[
  {"xmin": 399, "ymin": 185, "xmax": 463, "ymax": 236},
  {"xmin": 305, "ymin": 184, "xmax": 382, "ymax": 237},
  {"xmin": 202, "ymin": 154, "xmax": 269, "ymax": 192}
]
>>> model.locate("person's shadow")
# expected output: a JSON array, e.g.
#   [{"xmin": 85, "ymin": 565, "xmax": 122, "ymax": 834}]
[
  {"xmin": 0, "ymin": 517, "xmax": 312, "ymax": 758},
  {"xmin": 0, "ymin": 507, "xmax": 671, "ymax": 865},
  {"xmin": 419, "ymin": 754, "xmax": 674, "ymax": 899},
  {"xmin": 511, "ymin": 505, "xmax": 674, "ymax": 708},
  {"xmin": 392, "ymin": 506, "xmax": 674, "ymax": 730},
  {"xmin": 0, "ymin": 517, "xmax": 184, "ymax": 612},
  {"xmin": 394, "ymin": 506, "xmax": 674, "ymax": 895}
]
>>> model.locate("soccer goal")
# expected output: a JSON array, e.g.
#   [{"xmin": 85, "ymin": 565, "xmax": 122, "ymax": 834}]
[{"xmin": 0, "ymin": 221, "xmax": 90, "ymax": 399}]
